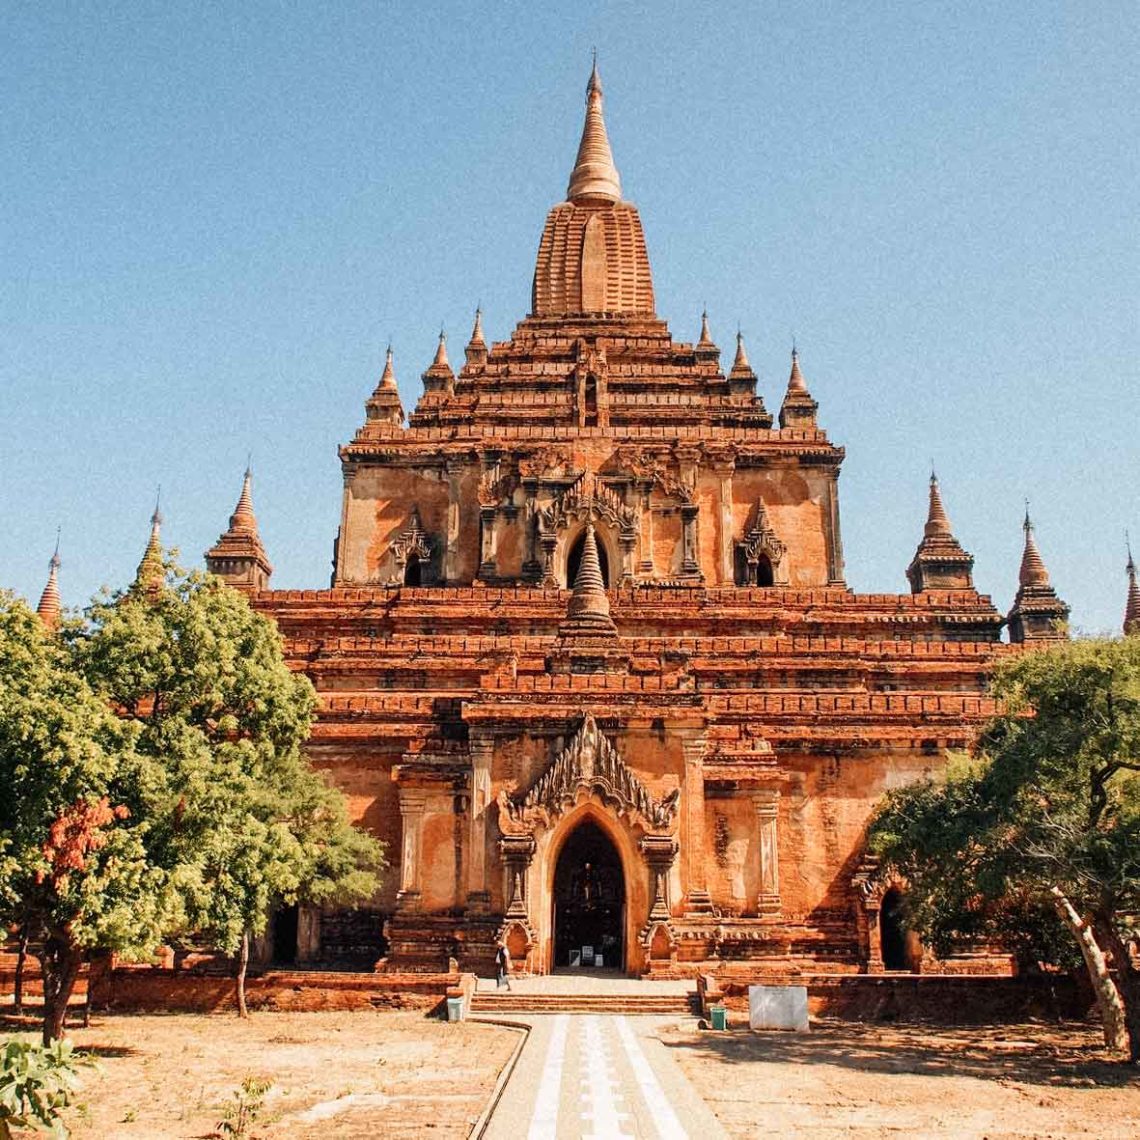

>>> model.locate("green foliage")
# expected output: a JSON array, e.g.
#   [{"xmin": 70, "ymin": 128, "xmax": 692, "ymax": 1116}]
[
  {"xmin": 868, "ymin": 637, "xmax": 1140, "ymax": 966},
  {"xmin": 215, "ymin": 1076, "xmax": 272, "ymax": 1139},
  {"xmin": 0, "ymin": 1038, "xmax": 87, "ymax": 1138},
  {"xmin": 0, "ymin": 556, "xmax": 385, "ymax": 1041}
]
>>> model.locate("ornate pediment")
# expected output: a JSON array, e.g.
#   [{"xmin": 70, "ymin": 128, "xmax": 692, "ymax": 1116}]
[
  {"xmin": 499, "ymin": 714, "xmax": 679, "ymax": 834},
  {"xmin": 536, "ymin": 471, "xmax": 638, "ymax": 538},
  {"xmin": 737, "ymin": 501, "xmax": 786, "ymax": 580}
]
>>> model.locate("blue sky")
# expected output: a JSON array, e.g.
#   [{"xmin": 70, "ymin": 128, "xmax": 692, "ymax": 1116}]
[{"xmin": 3, "ymin": 2, "xmax": 1137, "ymax": 633}]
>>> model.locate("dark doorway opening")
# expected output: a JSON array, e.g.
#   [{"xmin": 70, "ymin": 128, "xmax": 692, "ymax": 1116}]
[
  {"xmin": 271, "ymin": 903, "xmax": 299, "ymax": 966},
  {"xmin": 755, "ymin": 554, "xmax": 774, "ymax": 587},
  {"xmin": 552, "ymin": 820, "xmax": 625, "ymax": 971},
  {"xmin": 880, "ymin": 887, "xmax": 909, "ymax": 970},
  {"xmin": 566, "ymin": 532, "xmax": 610, "ymax": 589},
  {"xmin": 403, "ymin": 554, "xmax": 422, "ymax": 586}
]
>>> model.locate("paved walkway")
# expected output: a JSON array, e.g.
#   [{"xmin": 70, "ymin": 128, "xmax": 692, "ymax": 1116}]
[{"xmin": 480, "ymin": 1014, "xmax": 726, "ymax": 1140}]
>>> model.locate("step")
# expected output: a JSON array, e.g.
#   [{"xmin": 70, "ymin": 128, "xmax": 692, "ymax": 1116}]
[{"xmin": 470, "ymin": 993, "xmax": 696, "ymax": 1015}]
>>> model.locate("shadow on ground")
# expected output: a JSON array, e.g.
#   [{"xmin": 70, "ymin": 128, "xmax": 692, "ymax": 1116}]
[{"xmin": 659, "ymin": 1020, "xmax": 1139, "ymax": 1089}]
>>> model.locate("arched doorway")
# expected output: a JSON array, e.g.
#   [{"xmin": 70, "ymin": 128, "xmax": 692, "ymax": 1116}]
[
  {"xmin": 880, "ymin": 887, "xmax": 909, "ymax": 970},
  {"xmin": 403, "ymin": 554, "xmax": 422, "ymax": 586},
  {"xmin": 552, "ymin": 820, "xmax": 625, "ymax": 971},
  {"xmin": 755, "ymin": 554, "xmax": 774, "ymax": 587},
  {"xmin": 566, "ymin": 531, "xmax": 610, "ymax": 589}
]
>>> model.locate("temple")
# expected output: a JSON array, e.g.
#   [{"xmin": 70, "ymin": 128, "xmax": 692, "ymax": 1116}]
[{"xmin": 185, "ymin": 64, "xmax": 1086, "ymax": 977}]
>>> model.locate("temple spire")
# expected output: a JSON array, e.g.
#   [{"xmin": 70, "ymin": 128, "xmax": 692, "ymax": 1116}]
[
  {"xmin": 1125, "ymin": 536, "xmax": 1140, "ymax": 636},
  {"xmin": 1018, "ymin": 507, "xmax": 1050, "ymax": 588},
  {"xmin": 779, "ymin": 346, "xmax": 819, "ymax": 429},
  {"xmin": 567, "ymin": 58, "xmax": 622, "ymax": 204},
  {"xmin": 134, "ymin": 493, "xmax": 165, "ymax": 594},
  {"xmin": 698, "ymin": 310, "xmax": 713, "ymax": 346},
  {"xmin": 205, "ymin": 468, "xmax": 273, "ymax": 591},
  {"xmin": 731, "ymin": 330, "xmax": 750, "ymax": 374},
  {"xmin": 906, "ymin": 472, "xmax": 974, "ymax": 592},
  {"xmin": 464, "ymin": 307, "xmax": 488, "ymax": 371},
  {"xmin": 36, "ymin": 533, "xmax": 62, "ymax": 631},
  {"xmin": 364, "ymin": 345, "xmax": 404, "ymax": 426},
  {"xmin": 421, "ymin": 329, "xmax": 455, "ymax": 396},
  {"xmin": 924, "ymin": 471, "xmax": 953, "ymax": 539},
  {"xmin": 1008, "ymin": 508, "xmax": 1068, "ymax": 643}
]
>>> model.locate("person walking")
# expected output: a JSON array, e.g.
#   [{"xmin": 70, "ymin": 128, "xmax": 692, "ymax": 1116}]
[{"xmin": 495, "ymin": 941, "xmax": 512, "ymax": 990}]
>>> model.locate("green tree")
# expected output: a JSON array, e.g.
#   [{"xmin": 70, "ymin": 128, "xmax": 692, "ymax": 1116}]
[
  {"xmin": 868, "ymin": 637, "xmax": 1140, "ymax": 1061},
  {"xmin": 0, "ymin": 595, "xmax": 157, "ymax": 1045},
  {"xmin": 0, "ymin": 558, "xmax": 385, "ymax": 1041}
]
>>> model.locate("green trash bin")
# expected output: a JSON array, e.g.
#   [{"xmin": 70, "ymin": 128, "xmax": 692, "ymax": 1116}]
[
  {"xmin": 710, "ymin": 1004, "xmax": 727, "ymax": 1031},
  {"xmin": 446, "ymin": 996, "xmax": 464, "ymax": 1022}
]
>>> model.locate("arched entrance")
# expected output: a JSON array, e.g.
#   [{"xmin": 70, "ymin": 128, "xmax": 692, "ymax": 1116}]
[
  {"xmin": 552, "ymin": 820, "xmax": 625, "ymax": 970},
  {"xmin": 880, "ymin": 887, "xmax": 911, "ymax": 971}
]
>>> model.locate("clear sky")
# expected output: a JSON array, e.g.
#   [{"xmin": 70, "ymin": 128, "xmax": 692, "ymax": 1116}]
[{"xmin": 3, "ymin": 2, "xmax": 1137, "ymax": 633}]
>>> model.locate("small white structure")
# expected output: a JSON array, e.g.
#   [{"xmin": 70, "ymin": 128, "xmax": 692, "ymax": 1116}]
[{"xmin": 748, "ymin": 985, "xmax": 809, "ymax": 1031}]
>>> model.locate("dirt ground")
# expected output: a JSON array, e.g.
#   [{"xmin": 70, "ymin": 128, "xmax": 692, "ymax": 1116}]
[
  {"xmin": 660, "ymin": 1019, "xmax": 1140, "ymax": 1139},
  {"xmin": 3, "ymin": 1009, "xmax": 517, "ymax": 1139}
]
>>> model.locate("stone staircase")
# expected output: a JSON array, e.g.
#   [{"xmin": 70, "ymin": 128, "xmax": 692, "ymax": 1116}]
[{"xmin": 468, "ymin": 973, "xmax": 698, "ymax": 1017}]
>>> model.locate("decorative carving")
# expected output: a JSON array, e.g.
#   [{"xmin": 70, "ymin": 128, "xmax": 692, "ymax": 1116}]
[
  {"xmin": 390, "ymin": 505, "xmax": 436, "ymax": 583},
  {"xmin": 498, "ymin": 714, "xmax": 679, "ymax": 834},
  {"xmin": 517, "ymin": 446, "xmax": 574, "ymax": 480},
  {"xmin": 541, "ymin": 471, "xmax": 639, "ymax": 537},
  {"xmin": 613, "ymin": 446, "xmax": 693, "ymax": 504},
  {"xmin": 737, "ymin": 500, "xmax": 787, "ymax": 584}
]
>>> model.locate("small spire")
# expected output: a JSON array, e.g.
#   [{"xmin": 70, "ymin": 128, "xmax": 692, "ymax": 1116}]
[
  {"xmin": 559, "ymin": 523, "xmax": 617, "ymax": 639},
  {"xmin": 36, "ymin": 532, "xmax": 62, "ymax": 630},
  {"xmin": 924, "ymin": 471, "xmax": 953, "ymax": 538},
  {"xmin": 229, "ymin": 466, "xmax": 259, "ymax": 533},
  {"xmin": 787, "ymin": 346, "xmax": 807, "ymax": 393},
  {"xmin": 432, "ymin": 329, "xmax": 450, "ymax": 370},
  {"xmin": 1018, "ymin": 506, "xmax": 1050, "ymax": 588},
  {"xmin": 567, "ymin": 58, "xmax": 622, "ymax": 204},
  {"xmin": 1125, "ymin": 532, "xmax": 1140, "ymax": 635},
  {"xmin": 732, "ymin": 330, "xmax": 750, "ymax": 372},
  {"xmin": 379, "ymin": 344, "xmax": 397, "ymax": 390},
  {"xmin": 135, "ymin": 493, "xmax": 165, "ymax": 594},
  {"xmin": 698, "ymin": 309, "xmax": 713, "ymax": 346},
  {"xmin": 470, "ymin": 307, "xmax": 485, "ymax": 346}
]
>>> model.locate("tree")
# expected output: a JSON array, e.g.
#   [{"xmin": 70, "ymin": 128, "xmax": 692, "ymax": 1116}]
[
  {"xmin": 0, "ymin": 595, "xmax": 157, "ymax": 1045},
  {"xmin": 868, "ymin": 637, "xmax": 1140, "ymax": 1061},
  {"xmin": 0, "ymin": 558, "xmax": 385, "ymax": 1042}
]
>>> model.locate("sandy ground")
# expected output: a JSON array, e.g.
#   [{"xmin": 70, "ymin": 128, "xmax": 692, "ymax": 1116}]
[
  {"xmin": 660, "ymin": 1019, "xmax": 1140, "ymax": 1139},
  {"xmin": 4, "ymin": 1009, "xmax": 516, "ymax": 1139}
]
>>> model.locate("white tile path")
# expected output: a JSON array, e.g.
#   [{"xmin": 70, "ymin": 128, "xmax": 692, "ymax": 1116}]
[{"xmin": 483, "ymin": 1013, "xmax": 727, "ymax": 1140}]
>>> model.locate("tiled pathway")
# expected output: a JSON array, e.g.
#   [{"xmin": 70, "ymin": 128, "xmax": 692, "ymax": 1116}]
[{"xmin": 481, "ymin": 1014, "xmax": 726, "ymax": 1140}]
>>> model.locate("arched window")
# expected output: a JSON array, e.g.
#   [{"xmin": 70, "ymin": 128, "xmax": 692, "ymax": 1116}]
[
  {"xmin": 566, "ymin": 531, "xmax": 609, "ymax": 588},
  {"xmin": 404, "ymin": 554, "xmax": 422, "ymax": 587},
  {"xmin": 755, "ymin": 554, "xmax": 774, "ymax": 587}
]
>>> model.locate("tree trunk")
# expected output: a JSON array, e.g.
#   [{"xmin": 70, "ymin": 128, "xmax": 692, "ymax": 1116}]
[
  {"xmin": 236, "ymin": 929, "xmax": 250, "ymax": 1019},
  {"xmin": 13, "ymin": 927, "xmax": 29, "ymax": 1016},
  {"xmin": 38, "ymin": 933, "xmax": 83, "ymax": 1046},
  {"xmin": 1093, "ymin": 911, "xmax": 1140, "ymax": 1064},
  {"xmin": 1051, "ymin": 887, "xmax": 1128, "ymax": 1054}
]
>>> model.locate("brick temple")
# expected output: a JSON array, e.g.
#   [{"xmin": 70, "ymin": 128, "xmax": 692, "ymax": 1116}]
[{"xmin": 188, "ymin": 63, "xmax": 1081, "ymax": 978}]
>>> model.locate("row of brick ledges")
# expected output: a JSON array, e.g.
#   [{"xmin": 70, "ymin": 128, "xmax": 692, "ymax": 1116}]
[{"xmin": 468, "ymin": 971, "xmax": 698, "ymax": 1016}]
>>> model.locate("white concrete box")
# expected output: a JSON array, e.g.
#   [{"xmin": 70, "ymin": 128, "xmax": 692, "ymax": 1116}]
[{"xmin": 748, "ymin": 985, "xmax": 810, "ymax": 1031}]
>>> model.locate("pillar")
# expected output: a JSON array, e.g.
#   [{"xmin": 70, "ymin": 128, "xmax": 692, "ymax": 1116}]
[
  {"xmin": 444, "ymin": 459, "xmax": 464, "ymax": 583},
  {"xmin": 681, "ymin": 734, "xmax": 713, "ymax": 914},
  {"xmin": 681, "ymin": 504, "xmax": 700, "ymax": 575},
  {"xmin": 397, "ymin": 789, "xmax": 427, "ymax": 909},
  {"xmin": 640, "ymin": 835, "xmax": 678, "ymax": 922},
  {"xmin": 638, "ymin": 488, "xmax": 654, "ymax": 575},
  {"xmin": 716, "ymin": 461, "xmax": 735, "ymax": 585},
  {"xmin": 500, "ymin": 835, "xmax": 536, "ymax": 919},
  {"xmin": 478, "ymin": 506, "xmax": 497, "ymax": 579},
  {"xmin": 752, "ymin": 789, "xmax": 781, "ymax": 918},
  {"xmin": 467, "ymin": 735, "xmax": 493, "ymax": 910}
]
